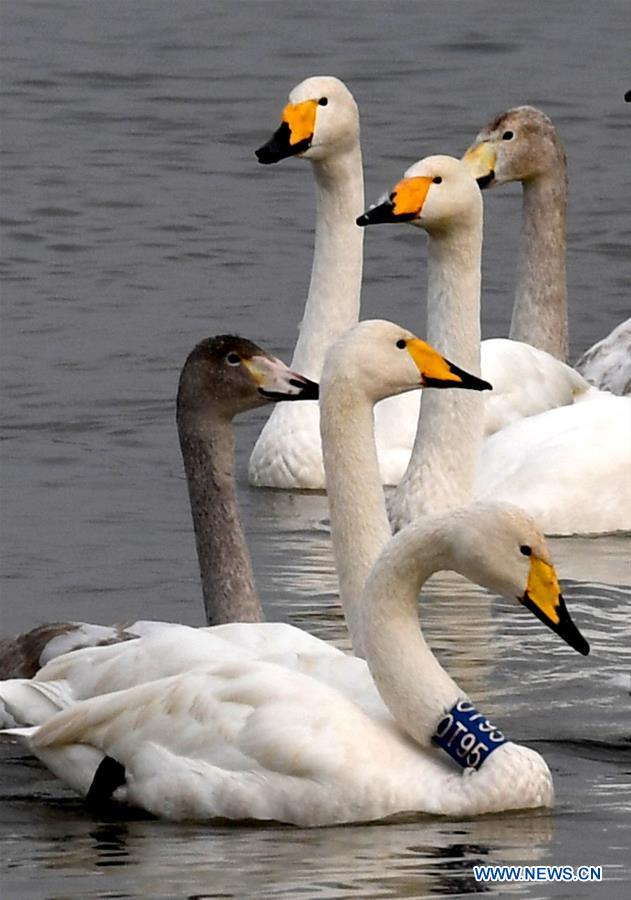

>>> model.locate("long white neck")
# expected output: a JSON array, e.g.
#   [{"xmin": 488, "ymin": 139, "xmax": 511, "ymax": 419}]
[
  {"xmin": 361, "ymin": 513, "xmax": 464, "ymax": 743},
  {"xmin": 291, "ymin": 145, "xmax": 364, "ymax": 379},
  {"xmin": 511, "ymin": 170, "xmax": 568, "ymax": 361},
  {"xmin": 391, "ymin": 218, "xmax": 484, "ymax": 525},
  {"xmin": 320, "ymin": 374, "xmax": 392, "ymax": 658}
]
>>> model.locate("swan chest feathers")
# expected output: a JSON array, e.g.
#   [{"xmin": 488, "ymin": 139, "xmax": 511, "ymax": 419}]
[{"xmin": 24, "ymin": 658, "xmax": 552, "ymax": 825}]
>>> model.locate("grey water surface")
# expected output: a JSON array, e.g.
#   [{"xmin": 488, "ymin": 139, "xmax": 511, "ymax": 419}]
[{"xmin": 1, "ymin": 1, "xmax": 630, "ymax": 898}]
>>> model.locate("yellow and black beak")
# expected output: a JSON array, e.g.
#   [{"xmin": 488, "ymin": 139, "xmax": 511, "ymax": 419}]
[
  {"xmin": 255, "ymin": 99, "xmax": 318, "ymax": 164},
  {"xmin": 462, "ymin": 141, "xmax": 497, "ymax": 190},
  {"xmin": 357, "ymin": 176, "xmax": 434, "ymax": 226},
  {"xmin": 406, "ymin": 338, "xmax": 492, "ymax": 392},
  {"xmin": 520, "ymin": 557, "xmax": 590, "ymax": 655}
]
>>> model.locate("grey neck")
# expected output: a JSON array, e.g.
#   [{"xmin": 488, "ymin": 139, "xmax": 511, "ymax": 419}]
[
  {"xmin": 511, "ymin": 171, "xmax": 568, "ymax": 361},
  {"xmin": 177, "ymin": 409, "xmax": 262, "ymax": 624}
]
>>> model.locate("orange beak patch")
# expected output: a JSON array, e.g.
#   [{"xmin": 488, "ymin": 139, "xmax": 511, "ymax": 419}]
[
  {"xmin": 391, "ymin": 176, "xmax": 433, "ymax": 219},
  {"xmin": 282, "ymin": 99, "xmax": 318, "ymax": 146}
]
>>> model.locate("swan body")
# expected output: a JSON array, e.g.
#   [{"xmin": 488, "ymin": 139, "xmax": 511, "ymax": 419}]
[
  {"xmin": 359, "ymin": 156, "xmax": 631, "ymax": 535},
  {"xmin": 476, "ymin": 392, "xmax": 631, "ymax": 535},
  {"xmin": 463, "ymin": 105, "xmax": 631, "ymax": 393}
]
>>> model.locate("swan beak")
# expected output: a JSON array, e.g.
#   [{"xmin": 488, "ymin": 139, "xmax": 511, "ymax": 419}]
[
  {"xmin": 406, "ymin": 339, "xmax": 492, "ymax": 391},
  {"xmin": 462, "ymin": 141, "xmax": 497, "ymax": 189},
  {"xmin": 356, "ymin": 176, "xmax": 434, "ymax": 226},
  {"xmin": 520, "ymin": 557, "xmax": 590, "ymax": 656},
  {"xmin": 243, "ymin": 355, "xmax": 319, "ymax": 401},
  {"xmin": 255, "ymin": 99, "xmax": 318, "ymax": 164}
]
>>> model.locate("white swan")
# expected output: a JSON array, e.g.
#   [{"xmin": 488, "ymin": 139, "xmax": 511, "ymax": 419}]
[
  {"xmin": 3, "ymin": 327, "xmax": 589, "ymax": 820},
  {"xmin": 248, "ymin": 76, "xmax": 421, "ymax": 488},
  {"xmin": 358, "ymin": 157, "xmax": 631, "ymax": 535},
  {"xmin": 0, "ymin": 321, "xmax": 488, "ymax": 724},
  {"xmin": 463, "ymin": 105, "xmax": 631, "ymax": 393}
]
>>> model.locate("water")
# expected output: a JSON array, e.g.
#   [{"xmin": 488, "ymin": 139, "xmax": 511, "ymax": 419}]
[{"xmin": 1, "ymin": 0, "xmax": 630, "ymax": 897}]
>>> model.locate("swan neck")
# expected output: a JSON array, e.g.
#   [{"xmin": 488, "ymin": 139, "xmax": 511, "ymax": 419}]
[
  {"xmin": 320, "ymin": 375, "xmax": 391, "ymax": 657},
  {"xmin": 512, "ymin": 170, "xmax": 568, "ymax": 361},
  {"xmin": 394, "ymin": 221, "xmax": 484, "ymax": 519},
  {"xmin": 291, "ymin": 145, "xmax": 364, "ymax": 379},
  {"xmin": 177, "ymin": 410, "xmax": 262, "ymax": 624},
  {"xmin": 362, "ymin": 516, "xmax": 463, "ymax": 743}
]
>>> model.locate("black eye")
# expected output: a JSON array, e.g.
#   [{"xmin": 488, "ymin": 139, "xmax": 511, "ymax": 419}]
[
  {"xmin": 396, "ymin": 339, "xmax": 407, "ymax": 349},
  {"xmin": 520, "ymin": 545, "xmax": 532, "ymax": 556},
  {"xmin": 502, "ymin": 130, "xmax": 514, "ymax": 141},
  {"xmin": 432, "ymin": 176, "xmax": 442, "ymax": 184},
  {"xmin": 318, "ymin": 97, "xmax": 328, "ymax": 106},
  {"xmin": 226, "ymin": 352, "xmax": 241, "ymax": 366}
]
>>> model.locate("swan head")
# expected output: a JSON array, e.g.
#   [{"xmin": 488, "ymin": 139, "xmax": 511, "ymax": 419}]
[
  {"xmin": 444, "ymin": 503, "xmax": 589, "ymax": 655},
  {"xmin": 255, "ymin": 76, "xmax": 359, "ymax": 164},
  {"xmin": 357, "ymin": 155, "xmax": 481, "ymax": 233},
  {"xmin": 462, "ymin": 106, "xmax": 566, "ymax": 188},
  {"xmin": 321, "ymin": 319, "xmax": 491, "ymax": 404},
  {"xmin": 177, "ymin": 335, "xmax": 318, "ymax": 421}
]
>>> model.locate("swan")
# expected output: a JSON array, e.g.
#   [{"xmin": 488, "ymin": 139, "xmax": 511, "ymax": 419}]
[
  {"xmin": 3, "ymin": 330, "xmax": 590, "ymax": 820},
  {"xmin": 4, "ymin": 505, "xmax": 588, "ymax": 823},
  {"xmin": 0, "ymin": 336, "xmax": 319, "ymax": 684},
  {"xmin": 0, "ymin": 321, "xmax": 488, "ymax": 724},
  {"xmin": 358, "ymin": 156, "xmax": 631, "ymax": 535},
  {"xmin": 462, "ymin": 105, "xmax": 631, "ymax": 393},
  {"xmin": 248, "ymin": 76, "xmax": 421, "ymax": 488},
  {"xmin": 249, "ymin": 77, "xmax": 590, "ymax": 493}
]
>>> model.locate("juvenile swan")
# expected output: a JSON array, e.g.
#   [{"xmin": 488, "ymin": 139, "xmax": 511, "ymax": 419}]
[
  {"xmin": 463, "ymin": 105, "xmax": 630, "ymax": 393},
  {"xmin": 0, "ymin": 337, "xmax": 318, "ymax": 682}
]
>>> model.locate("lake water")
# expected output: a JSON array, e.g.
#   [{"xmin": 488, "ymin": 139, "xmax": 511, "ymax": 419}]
[{"xmin": 1, "ymin": 1, "xmax": 630, "ymax": 898}]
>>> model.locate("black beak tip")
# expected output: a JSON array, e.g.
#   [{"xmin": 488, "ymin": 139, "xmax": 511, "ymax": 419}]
[
  {"xmin": 356, "ymin": 212, "xmax": 370, "ymax": 227},
  {"xmin": 443, "ymin": 360, "xmax": 493, "ymax": 392},
  {"xmin": 293, "ymin": 377, "xmax": 319, "ymax": 401},
  {"xmin": 476, "ymin": 171, "xmax": 495, "ymax": 190},
  {"xmin": 255, "ymin": 144, "xmax": 275, "ymax": 165},
  {"xmin": 522, "ymin": 592, "xmax": 590, "ymax": 656}
]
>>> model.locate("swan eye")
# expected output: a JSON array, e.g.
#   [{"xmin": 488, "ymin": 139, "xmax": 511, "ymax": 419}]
[
  {"xmin": 432, "ymin": 176, "xmax": 442, "ymax": 184},
  {"xmin": 226, "ymin": 352, "xmax": 241, "ymax": 366},
  {"xmin": 318, "ymin": 97, "xmax": 328, "ymax": 106},
  {"xmin": 520, "ymin": 545, "xmax": 532, "ymax": 556},
  {"xmin": 396, "ymin": 339, "xmax": 407, "ymax": 349},
  {"xmin": 502, "ymin": 130, "xmax": 514, "ymax": 141}
]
